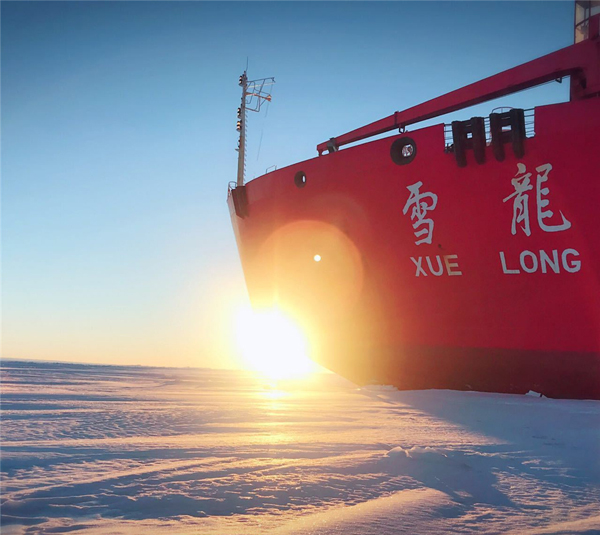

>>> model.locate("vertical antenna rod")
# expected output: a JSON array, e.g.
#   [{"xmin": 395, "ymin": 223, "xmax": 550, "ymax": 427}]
[
  {"xmin": 236, "ymin": 72, "xmax": 248, "ymax": 187},
  {"xmin": 235, "ymin": 72, "xmax": 275, "ymax": 187}
]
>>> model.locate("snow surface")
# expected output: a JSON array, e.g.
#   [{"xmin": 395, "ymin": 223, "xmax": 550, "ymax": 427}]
[{"xmin": 1, "ymin": 360, "xmax": 599, "ymax": 534}]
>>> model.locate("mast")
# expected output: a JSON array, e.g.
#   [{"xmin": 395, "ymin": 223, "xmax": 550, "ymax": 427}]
[
  {"xmin": 235, "ymin": 72, "xmax": 275, "ymax": 187},
  {"xmin": 236, "ymin": 72, "xmax": 248, "ymax": 187}
]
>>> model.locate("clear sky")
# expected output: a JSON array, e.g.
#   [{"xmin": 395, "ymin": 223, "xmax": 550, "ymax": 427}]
[{"xmin": 2, "ymin": 1, "xmax": 574, "ymax": 369}]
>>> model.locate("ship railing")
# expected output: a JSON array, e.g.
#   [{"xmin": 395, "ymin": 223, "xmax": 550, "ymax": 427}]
[{"xmin": 443, "ymin": 108, "xmax": 535, "ymax": 151}]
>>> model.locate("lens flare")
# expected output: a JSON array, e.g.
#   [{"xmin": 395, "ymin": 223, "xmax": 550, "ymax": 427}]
[
  {"xmin": 234, "ymin": 307, "xmax": 316, "ymax": 380},
  {"xmin": 249, "ymin": 220, "xmax": 364, "ymax": 322}
]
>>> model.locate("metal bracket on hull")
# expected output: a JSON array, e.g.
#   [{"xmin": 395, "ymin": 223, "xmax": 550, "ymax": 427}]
[
  {"xmin": 326, "ymin": 138, "xmax": 339, "ymax": 153},
  {"xmin": 451, "ymin": 116, "xmax": 486, "ymax": 167},
  {"xmin": 448, "ymin": 109, "xmax": 526, "ymax": 167},
  {"xmin": 490, "ymin": 108, "xmax": 526, "ymax": 162}
]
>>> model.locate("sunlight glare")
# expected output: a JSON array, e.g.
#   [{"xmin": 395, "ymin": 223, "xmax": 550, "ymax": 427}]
[{"xmin": 234, "ymin": 307, "xmax": 315, "ymax": 380}]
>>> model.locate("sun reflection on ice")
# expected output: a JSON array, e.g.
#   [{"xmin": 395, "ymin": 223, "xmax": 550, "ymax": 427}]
[
  {"xmin": 234, "ymin": 307, "xmax": 318, "ymax": 380},
  {"xmin": 260, "ymin": 389, "xmax": 289, "ymax": 401}
]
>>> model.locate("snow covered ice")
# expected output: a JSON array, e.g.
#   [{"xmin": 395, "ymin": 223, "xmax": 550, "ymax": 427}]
[{"xmin": 1, "ymin": 361, "xmax": 599, "ymax": 534}]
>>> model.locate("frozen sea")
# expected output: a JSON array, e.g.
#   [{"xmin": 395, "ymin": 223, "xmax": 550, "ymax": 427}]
[{"xmin": 1, "ymin": 360, "xmax": 599, "ymax": 534}]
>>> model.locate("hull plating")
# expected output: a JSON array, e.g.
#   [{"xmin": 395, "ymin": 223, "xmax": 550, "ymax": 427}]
[{"xmin": 229, "ymin": 99, "xmax": 600, "ymax": 399}]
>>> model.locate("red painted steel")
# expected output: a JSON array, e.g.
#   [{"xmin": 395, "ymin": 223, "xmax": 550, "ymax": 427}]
[
  {"xmin": 317, "ymin": 20, "xmax": 600, "ymax": 154},
  {"xmin": 229, "ymin": 22, "xmax": 600, "ymax": 399}
]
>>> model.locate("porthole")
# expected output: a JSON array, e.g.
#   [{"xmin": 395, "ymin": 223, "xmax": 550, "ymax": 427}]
[
  {"xmin": 294, "ymin": 171, "xmax": 307, "ymax": 188},
  {"xmin": 390, "ymin": 137, "xmax": 417, "ymax": 166}
]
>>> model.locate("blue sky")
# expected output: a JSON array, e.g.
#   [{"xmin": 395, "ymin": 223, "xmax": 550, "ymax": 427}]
[{"xmin": 2, "ymin": 1, "xmax": 573, "ymax": 368}]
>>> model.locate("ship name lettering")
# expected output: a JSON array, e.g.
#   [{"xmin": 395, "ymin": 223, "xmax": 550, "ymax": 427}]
[
  {"xmin": 504, "ymin": 163, "xmax": 572, "ymax": 236},
  {"xmin": 411, "ymin": 254, "xmax": 463, "ymax": 277},
  {"xmin": 403, "ymin": 181, "xmax": 438, "ymax": 245},
  {"xmin": 499, "ymin": 248, "xmax": 581, "ymax": 275}
]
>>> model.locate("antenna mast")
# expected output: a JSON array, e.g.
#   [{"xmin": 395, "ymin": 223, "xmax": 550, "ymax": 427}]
[{"xmin": 236, "ymin": 72, "xmax": 275, "ymax": 187}]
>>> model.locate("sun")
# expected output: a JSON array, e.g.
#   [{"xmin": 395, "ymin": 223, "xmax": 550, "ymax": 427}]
[{"xmin": 234, "ymin": 306, "xmax": 316, "ymax": 379}]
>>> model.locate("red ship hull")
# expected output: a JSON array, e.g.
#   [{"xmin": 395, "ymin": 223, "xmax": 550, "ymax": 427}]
[{"xmin": 229, "ymin": 23, "xmax": 600, "ymax": 399}]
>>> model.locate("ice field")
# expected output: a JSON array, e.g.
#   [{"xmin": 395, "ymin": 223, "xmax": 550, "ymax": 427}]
[{"xmin": 1, "ymin": 360, "xmax": 599, "ymax": 534}]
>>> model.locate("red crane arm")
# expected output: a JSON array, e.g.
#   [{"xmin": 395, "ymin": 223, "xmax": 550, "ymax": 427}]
[{"xmin": 316, "ymin": 25, "xmax": 600, "ymax": 155}]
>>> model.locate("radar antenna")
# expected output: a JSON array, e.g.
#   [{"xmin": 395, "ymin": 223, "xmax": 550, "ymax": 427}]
[{"xmin": 236, "ymin": 72, "xmax": 275, "ymax": 187}]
